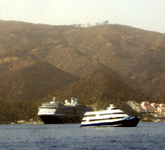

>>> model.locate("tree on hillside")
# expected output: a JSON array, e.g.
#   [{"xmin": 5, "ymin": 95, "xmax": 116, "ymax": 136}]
[
  {"xmin": 103, "ymin": 20, "xmax": 109, "ymax": 24},
  {"xmin": 77, "ymin": 24, "xmax": 82, "ymax": 27},
  {"xmin": 96, "ymin": 23, "xmax": 102, "ymax": 26},
  {"xmin": 87, "ymin": 23, "xmax": 91, "ymax": 27}
]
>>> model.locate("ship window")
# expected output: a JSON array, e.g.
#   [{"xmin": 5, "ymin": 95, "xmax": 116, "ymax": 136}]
[
  {"xmin": 111, "ymin": 117, "xmax": 123, "ymax": 119},
  {"xmin": 40, "ymin": 107, "xmax": 57, "ymax": 109},
  {"xmin": 112, "ymin": 108, "xmax": 118, "ymax": 109},
  {"xmin": 99, "ymin": 112, "xmax": 124, "ymax": 116},
  {"xmin": 84, "ymin": 114, "xmax": 96, "ymax": 117},
  {"xmin": 81, "ymin": 120, "xmax": 86, "ymax": 122},
  {"xmin": 89, "ymin": 117, "xmax": 123, "ymax": 122}
]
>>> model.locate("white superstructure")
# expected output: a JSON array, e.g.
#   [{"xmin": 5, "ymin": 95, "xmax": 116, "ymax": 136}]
[
  {"xmin": 80, "ymin": 104, "xmax": 140, "ymax": 127},
  {"xmin": 38, "ymin": 97, "xmax": 59, "ymax": 115},
  {"xmin": 38, "ymin": 97, "xmax": 79, "ymax": 115},
  {"xmin": 38, "ymin": 97, "xmax": 94, "ymax": 124}
]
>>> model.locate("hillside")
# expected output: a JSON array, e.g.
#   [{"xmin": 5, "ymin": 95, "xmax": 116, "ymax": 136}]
[
  {"xmin": 53, "ymin": 70, "xmax": 150, "ymax": 102},
  {"xmin": 0, "ymin": 61, "xmax": 79, "ymax": 102},
  {"xmin": 0, "ymin": 21, "xmax": 165, "ymax": 122},
  {"xmin": 43, "ymin": 70, "xmax": 150, "ymax": 116},
  {"xmin": 0, "ymin": 21, "xmax": 164, "ymax": 100}
]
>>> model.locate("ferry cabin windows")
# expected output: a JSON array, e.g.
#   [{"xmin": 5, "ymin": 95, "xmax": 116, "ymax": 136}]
[
  {"xmin": 82, "ymin": 116, "xmax": 125, "ymax": 123},
  {"xmin": 99, "ymin": 112, "xmax": 125, "ymax": 115},
  {"xmin": 89, "ymin": 117, "xmax": 124, "ymax": 122},
  {"xmin": 84, "ymin": 114, "xmax": 96, "ymax": 117},
  {"xmin": 84, "ymin": 112, "xmax": 125, "ymax": 117}
]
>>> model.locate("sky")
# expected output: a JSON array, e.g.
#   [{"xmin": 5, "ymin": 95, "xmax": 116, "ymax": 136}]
[{"xmin": 0, "ymin": 0, "xmax": 165, "ymax": 33}]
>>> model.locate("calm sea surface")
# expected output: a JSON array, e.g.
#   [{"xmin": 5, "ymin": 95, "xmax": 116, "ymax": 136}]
[{"xmin": 0, "ymin": 122, "xmax": 165, "ymax": 150}]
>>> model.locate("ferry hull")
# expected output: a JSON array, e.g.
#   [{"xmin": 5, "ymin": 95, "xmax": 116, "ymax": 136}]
[
  {"xmin": 39, "ymin": 115, "xmax": 82, "ymax": 124},
  {"xmin": 80, "ymin": 117, "xmax": 140, "ymax": 127}
]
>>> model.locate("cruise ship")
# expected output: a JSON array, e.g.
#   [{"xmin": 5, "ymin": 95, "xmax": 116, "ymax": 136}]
[
  {"xmin": 38, "ymin": 97, "xmax": 93, "ymax": 124},
  {"xmin": 80, "ymin": 104, "xmax": 140, "ymax": 127}
]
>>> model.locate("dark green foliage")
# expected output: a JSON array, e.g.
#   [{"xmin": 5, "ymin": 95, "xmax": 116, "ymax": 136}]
[{"xmin": 0, "ymin": 100, "xmax": 39, "ymax": 123}]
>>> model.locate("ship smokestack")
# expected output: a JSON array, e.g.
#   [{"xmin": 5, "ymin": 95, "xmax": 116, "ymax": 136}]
[
  {"xmin": 71, "ymin": 97, "xmax": 74, "ymax": 104},
  {"xmin": 53, "ymin": 97, "xmax": 56, "ymax": 102},
  {"xmin": 74, "ymin": 98, "xmax": 79, "ymax": 105}
]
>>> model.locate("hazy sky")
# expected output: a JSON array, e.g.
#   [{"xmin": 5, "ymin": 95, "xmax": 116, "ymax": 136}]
[{"xmin": 0, "ymin": 0, "xmax": 165, "ymax": 33}]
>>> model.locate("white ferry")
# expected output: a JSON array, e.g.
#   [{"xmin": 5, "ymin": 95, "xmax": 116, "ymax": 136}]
[{"xmin": 80, "ymin": 104, "xmax": 140, "ymax": 127}]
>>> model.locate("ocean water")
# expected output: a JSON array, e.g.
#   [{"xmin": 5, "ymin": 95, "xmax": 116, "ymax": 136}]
[{"xmin": 0, "ymin": 122, "xmax": 165, "ymax": 150}]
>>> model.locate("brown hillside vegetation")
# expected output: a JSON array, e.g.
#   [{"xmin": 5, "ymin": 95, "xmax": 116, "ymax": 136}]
[
  {"xmin": 45, "ymin": 70, "xmax": 152, "ymax": 116},
  {"xmin": 0, "ymin": 21, "xmax": 164, "ymax": 100},
  {"xmin": 61, "ymin": 25, "xmax": 165, "ymax": 99},
  {"xmin": 0, "ymin": 61, "xmax": 79, "ymax": 102},
  {"xmin": 0, "ymin": 21, "xmax": 165, "ymax": 122}
]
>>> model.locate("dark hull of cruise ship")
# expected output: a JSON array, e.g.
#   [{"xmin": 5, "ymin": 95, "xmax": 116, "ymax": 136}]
[
  {"xmin": 39, "ymin": 115, "xmax": 82, "ymax": 124},
  {"xmin": 80, "ymin": 117, "xmax": 140, "ymax": 127}
]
